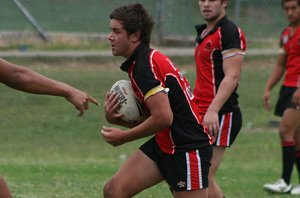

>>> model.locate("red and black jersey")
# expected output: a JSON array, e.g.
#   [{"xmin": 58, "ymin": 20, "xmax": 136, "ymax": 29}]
[
  {"xmin": 194, "ymin": 16, "xmax": 246, "ymax": 114},
  {"xmin": 280, "ymin": 26, "xmax": 300, "ymax": 88},
  {"xmin": 120, "ymin": 43, "xmax": 213, "ymax": 155}
]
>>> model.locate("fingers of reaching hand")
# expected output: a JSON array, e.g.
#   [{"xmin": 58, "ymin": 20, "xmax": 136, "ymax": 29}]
[
  {"xmin": 88, "ymin": 95, "xmax": 99, "ymax": 106},
  {"xmin": 71, "ymin": 93, "xmax": 99, "ymax": 116},
  {"xmin": 74, "ymin": 105, "xmax": 84, "ymax": 116},
  {"xmin": 77, "ymin": 98, "xmax": 90, "ymax": 116},
  {"xmin": 84, "ymin": 99, "xmax": 89, "ymax": 110}
]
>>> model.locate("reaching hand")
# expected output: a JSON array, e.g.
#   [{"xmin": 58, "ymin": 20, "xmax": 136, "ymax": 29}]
[{"xmin": 65, "ymin": 88, "xmax": 99, "ymax": 116}]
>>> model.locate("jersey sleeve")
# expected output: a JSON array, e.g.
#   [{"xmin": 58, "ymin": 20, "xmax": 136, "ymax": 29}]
[
  {"xmin": 144, "ymin": 85, "xmax": 169, "ymax": 100},
  {"xmin": 279, "ymin": 28, "xmax": 288, "ymax": 55},
  {"xmin": 131, "ymin": 53, "xmax": 162, "ymax": 99},
  {"xmin": 221, "ymin": 23, "xmax": 246, "ymax": 58}
]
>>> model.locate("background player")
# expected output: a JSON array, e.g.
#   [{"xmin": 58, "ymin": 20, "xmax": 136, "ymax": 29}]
[
  {"xmin": 194, "ymin": 0, "xmax": 246, "ymax": 197},
  {"xmin": 262, "ymin": 0, "xmax": 300, "ymax": 195}
]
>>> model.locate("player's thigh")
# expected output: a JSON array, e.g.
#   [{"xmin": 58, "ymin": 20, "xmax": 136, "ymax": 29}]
[
  {"xmin": 209, "ymin": 146, "xmax": 226, "ymax": 176},
  {"xmin": 280, "ymin": 108, "xmax": 300, "ymax": 138},
  {"xmin": 111, "ymin": 149, "xmax": 163, "ymax": 193},
  {"xmin": 173, "ymin": 188, "xmax": 208, "ymax": 198}
]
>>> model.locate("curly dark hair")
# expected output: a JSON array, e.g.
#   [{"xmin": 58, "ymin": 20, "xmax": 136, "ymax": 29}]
[{"xmin": 110, "ymin": 3, "xmax": 155, "ymax": 45}]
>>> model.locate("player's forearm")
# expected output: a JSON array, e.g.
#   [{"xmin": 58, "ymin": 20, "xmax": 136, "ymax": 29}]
[
  {"xmin": 124, "ymin": 113, "xmax": 172, "ymax": 142},
  {"xmin": 8, "ymin": 67, "xmax": 71, "ymax": 97},
  {"xmin": 0, "ymin": 59, "xmax": 70, "ymax": 97},
  {"xmin": 264, "ymin": 64, "xmax": 284, "ymax": 92},
  {"xmin": 207, "ymin": 75, "xmax": 239, "ymax": 113}
]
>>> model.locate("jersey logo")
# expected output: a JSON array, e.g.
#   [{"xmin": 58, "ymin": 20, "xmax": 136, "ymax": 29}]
[
  {"xmin": 186, "ymin": 87, "xmax": 194, "ymax": 100},
  {"xmin": 204, "ymin": 40, "xmax": 213, "ymax": 51}
]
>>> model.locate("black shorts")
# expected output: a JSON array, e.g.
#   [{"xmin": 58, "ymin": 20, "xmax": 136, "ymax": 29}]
[
  {"xmin": 140, "ymin": 137, "xmax": 212, "ymax": 192},
  {"xmin": 199, "ymin": 108, "xmax": 242, "ymax": 147},
  {"xmin": 275, "ymin": 86, "xmax": 298, "ymax": 117},
  {"xmin": 214, "ymin": 108, "xmax": 242, "ymax": 147}
]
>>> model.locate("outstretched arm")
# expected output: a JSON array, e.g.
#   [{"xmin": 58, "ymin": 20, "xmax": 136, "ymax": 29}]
[{"xmin": 0, "ymin": 59, "xmax": 99, "ymax": 115}]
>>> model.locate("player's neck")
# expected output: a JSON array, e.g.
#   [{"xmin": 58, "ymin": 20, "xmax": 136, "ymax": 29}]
[
  {"xmin": 124, "ymin": 41, "xmax": 141, "ymax": 59},
  {"xmin": 203, "ymin": 12, "xmax": 225, "ymax": 37},
  {"xmin": 290, "ymin": 19, "xmax": 300, "ymax": 29},
  {"xmin": 206, "ymin": 12, "xmax": 225, "ymax": 31}
]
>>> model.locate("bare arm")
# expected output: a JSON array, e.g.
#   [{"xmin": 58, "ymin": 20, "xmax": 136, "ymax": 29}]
[
  {"xmin": 203, "ymin": 54, "xmax": 244, "ymax": 138},
  {"xmin": 0, "ymin": 59, "xmax": 99, "ymax": 115},
  {"xmin": 102, "ymin": 91, "xmax": 173, "ymax": 146},
  {"xmin": 262, "ymin": 54, "xmax": 286, "ymax": 110}
]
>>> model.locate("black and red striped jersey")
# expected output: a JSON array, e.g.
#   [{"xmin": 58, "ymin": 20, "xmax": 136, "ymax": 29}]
[
  {"xmin": 194, "ymin": 16, "xmax": 246, "ymax": 114},
  {"xmin": 280, "ymin": 26, "xmax": 300, "ymax": 88},
  {"xmin": 120, "ymin": 43, "xmax": 213, "ymax": 154}
]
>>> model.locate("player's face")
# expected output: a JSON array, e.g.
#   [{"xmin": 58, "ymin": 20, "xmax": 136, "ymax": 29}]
[
  {"xmin": 283, "ymin": 0, "xmax": 300, "ymax": 25},
  {"xmin": 107, "ymin": 19, "xmax": 134, "ymax": 58},
  {"xmin": 198, "ymin": 0, "xmax": 227, "ymax": 23}
]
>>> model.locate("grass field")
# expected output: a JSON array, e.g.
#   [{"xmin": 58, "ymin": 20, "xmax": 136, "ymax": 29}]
[{"xmin": 0, "ymin": 56, "xmax": 298, "ymax": 198}]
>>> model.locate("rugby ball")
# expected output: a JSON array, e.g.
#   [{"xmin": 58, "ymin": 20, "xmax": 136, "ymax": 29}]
[{"xmin": 110, "ymin": 80, "xmax": 145, "ymax": 122}]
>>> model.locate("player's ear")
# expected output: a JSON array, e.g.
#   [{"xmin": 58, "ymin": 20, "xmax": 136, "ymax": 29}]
[
  {"xmin": 222, "ymin": 0, "xmax": 229, "ymax": 9},
  {"xmin": 131, "ymin": 31, "xmax": 141, "ymax": 43}
]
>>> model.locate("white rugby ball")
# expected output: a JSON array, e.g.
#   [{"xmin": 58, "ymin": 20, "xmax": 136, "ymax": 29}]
[{"xmin": 110, "ymin": 80, "xmax": 145, "ymax": 122}]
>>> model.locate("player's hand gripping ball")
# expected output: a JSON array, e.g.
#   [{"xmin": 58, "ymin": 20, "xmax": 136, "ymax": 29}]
[{"xmin": 110, "ymin": 80, "xmax": 145, "ymax": 122}]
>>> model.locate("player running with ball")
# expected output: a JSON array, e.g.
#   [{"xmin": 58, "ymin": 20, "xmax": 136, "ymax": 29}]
[{"xmin": 102, "ymin": 3, "xmax": 213, "ymax": 198}]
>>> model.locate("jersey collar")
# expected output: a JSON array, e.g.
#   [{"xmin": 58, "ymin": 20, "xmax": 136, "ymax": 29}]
[
  {"xmin": 120, "ymin": 43, "xmax": 148, "ymax": 72},
  {"xmin": 195, "ymin": 16, "xmax": 228, "ymax": 43}
]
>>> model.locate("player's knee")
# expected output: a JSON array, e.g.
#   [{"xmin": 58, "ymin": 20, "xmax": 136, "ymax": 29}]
[
  {"xmin": 103, "ymin": 177, "xmax": 129, "ymax": 198},
  {"xmin": 279, "ymin": 124, "xmax": 295, "ymax": 139},
  {"xmin": 103, "ymin": 179, "xmax": 115, "ymax": 198}
]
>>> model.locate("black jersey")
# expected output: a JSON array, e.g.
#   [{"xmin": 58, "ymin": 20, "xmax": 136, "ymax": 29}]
[{"xmin": 120, "ymin": 43, "xmax": 213, "ymax": 154}]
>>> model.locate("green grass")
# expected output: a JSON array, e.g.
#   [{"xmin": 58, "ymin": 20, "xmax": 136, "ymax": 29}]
[{"xmin": 0, "ymin": 56, "xmax": 298, "ymax": 197}]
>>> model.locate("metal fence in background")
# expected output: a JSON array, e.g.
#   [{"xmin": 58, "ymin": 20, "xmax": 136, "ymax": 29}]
[{"xmin": 0, "ymin": 0, "xmax": 286, "ymax": 47}]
